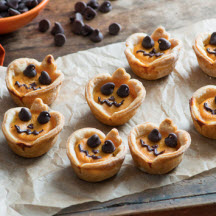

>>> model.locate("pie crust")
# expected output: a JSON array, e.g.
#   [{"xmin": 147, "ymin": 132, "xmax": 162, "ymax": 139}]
[
  {"xmin": 85, "ymin": 68, "xmax": 146, "ymax": 126},
  {"xmin": 67, "ymin": 128, "xmax": 126, "ymax": 182},
  {"xmin": 2, "ymin": 98, "xmax": 64, "ymax": 158},
  {"xmin": 6, "ymin": 55, "xmax": 64, "ymax": 108},
  {"xmin": 124, "ymin": 26, "xmax": 182, "ymax": 80},
  {"xmin": 128, "ymin": 118, "xmax": 191, "ymax": 174}
]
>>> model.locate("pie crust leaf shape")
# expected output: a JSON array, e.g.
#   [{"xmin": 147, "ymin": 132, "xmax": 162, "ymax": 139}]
[
  {"xmin": 85, "ymin": 68, "xmax": 146, "ymax": 126},
  {"xmin": 124, "ymin": 26, "xmax": 182, "ymax": 80},
  {"xmin": 193, "ymin": 32, "xmax": 216, "ymax": 77},
  {"xmin": 128, "ymin": 118, "xmax": 191, "ymax": 174},
  {"xmin": 190, "ymin": 85, "xmax": 216, "ymax": 139},
  {"xmin": 6, "ymin": 55, "xmax": 64, "ymax": 108},
  {"xmin": 66, "ymin": 128, "xmax": 126, "ymax": 182},
  {"xmin": 2, "ymin": 98, "xmax": 64, "ymax": 158}
]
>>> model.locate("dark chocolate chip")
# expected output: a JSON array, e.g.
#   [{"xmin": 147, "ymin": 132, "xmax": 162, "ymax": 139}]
[
  {"xmin": 27, "ymin": 123, "xmax": 34, "ymax": 129},
  {"xmin": 87, "ymin": 134, "xmax": 101, "ymax": 148},
  {"xmin": 39, "ymin": 71, "xmax": 52, "ymax": 85},
  {"xmin": 165, "ymin": 133, "xmax": 178, "ymax": 148},
  {"xmin": 87, "ymin": 0, "xmax": 99, "ymax": 9},
  {"xmin": 74, "ymin": 1, "xmax": 87, "ymax": 14},
  {"xmin": 51, "ymin": 22, "xmax": 64, "ymax": 35},
  {"xmin": 23, "ymin": 64, "xmax": 37, "ymax": 78},
  {"xmin": 117, "ymin": 84, "xmax": 130, "ymax": 98},
  {"xmin": 30, "ymin": 0, "xmax": 38, "ymax": 8},
  {"xmin": 37, "ymin": 111, "xmax": 51, "ymax": 124},
  {"xmin": 7, "ymin": 0, "xmax": 19, "ymax": 9},
  {"xmin": 83, "ymin": 6, "xmax": 96, "ymax": 20},
  {"xmin": 158, "ymin": 38, "xmax": 171, "ymax": 51},
  {"xmin": 19, "ymin": 6, "xmax": 28, "ymax": 13},
  {"xmin": 39, "ymin": 19, "xmax": 50, "ymax": 32},
  {"xmin": 148, "ymin": 129, "xmax": 162, "ymax": 142},
  {"xmin": 0, "ymin": 11, "xmax": 9, "ymax": 17},
  {"xmin": 0, "ymin": 1, "xmax": 8, "ymax": 11},
  {"xmin": 72, "ymin": 20, "xmax": 84, "ymax": 35},
  {"xmin": 109, "ymin": 23, "xmax": 121, "ymax": 35},
  {"xmin": 54, "ymin": 33, "xmax": 66, "ymax": 47},
  {"xmin": 142, "ymin": 35, "xmax": 154, "ymax": 49},
  {"xmin": 102, "ymin": 140, "xmax": 115, "ymax": 153},
  {"xmin": 99, "ymin": 1, "xmax": 112, "ymax": 13},
  {"xmin": 19, "ymin": 108, "xmax": 32, "ymax": 122},
  {"xmin": 210, "ymin": 32, "xmax": 216, "ymax": 45},
  {"xmin": 8, "ymin": 8, "xmax": 20, "ymax": 16},
  {"xmin": 89, "ymin": 29, "xmax": 103, "ymax": 42},
  {"xmin": 100, "ymin": 82, "xmax": 115, "ymax": 95},
  {"xmin": 81, "ymin": 24, "xmax": 94, "ymax": 36},
  {"xmin": 70, "ymin": 12, "xmax": 83, "ymax": 23}
]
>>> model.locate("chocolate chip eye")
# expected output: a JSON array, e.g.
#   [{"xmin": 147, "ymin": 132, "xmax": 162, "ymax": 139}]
[
  {"xmin": 142, "ymin": 35, "xmax": 154, "ymax": 49},
  {"xmin": 37, "ymin": 111, "xmax": 51, "ymax": 124},
  {"xmin": 165, "ymin": 133, "xmax": 177, "ymax": 148},
  {"xmin": 18, "ymin": 108, "xmax": 32, "ymax": 122},
  {"xmin": 148, "ymin": 129, "xmax": 162, "ymax": 142},
  {"xmin": 117, "ymin": 84, "xmax": 130, "ymax": 98},
  {"xmin": 100, "ymin": 82, "xmax": 115, "ymax": 95},
  {"xmin": 102, "ymin": 140, "xmax": 115, "ymax": 153},
  {"xmin": 39, "ymin": 71, "xmax": 52, "ymax": 85},
  {"xmin": 210, "ymin": 32, "xmax": 216, "ymax": 45},
  {"xmin": 23, "ymin": 64, "xmax": 37, "ymax": 78},
  {"xmin": 158, "ymin": 38, "xmax": 171, "ymax": 51},
  {"xmin": 87, "ymin": 134, "xmax": 101, "ymax": 148}
]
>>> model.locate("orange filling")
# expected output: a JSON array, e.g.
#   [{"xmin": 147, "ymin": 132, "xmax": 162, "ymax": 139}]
[
  {"xmin": 204, "ymin": 36, "xmax": 216, "ymax": 61},
  {"xmin": 199, "ymin": 97, "xmax": 216, "ymax": 122}
]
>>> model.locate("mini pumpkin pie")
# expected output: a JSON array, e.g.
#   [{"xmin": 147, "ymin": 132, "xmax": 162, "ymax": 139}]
[
  {"xmin": 85, "ymin": 68, "xmax": 146, "ymax": 126},
  {"xmin": 2, "ymin": 98, "xmax": 64, "ymax": 158},
  {"xmin": 189, "ymin": 85, "xmax": 216, "ymax": 139},
  {"xmin": 193, "ymin": 32, "xmax": 216, "ymax": 77},
  {"xmin": 6, "ymin": 55, "xmax": 64, "ymax": 108},
  {"xmin": 128, "ymin": 118, "xmax": 191, "ymax": 174},
  {"xmin": 124, "ymin": 26, "xmax": 182, "ymax": 80},
  {"xmin": 67, "ymin": 128, "xmax": 126, "ymax": 182}
]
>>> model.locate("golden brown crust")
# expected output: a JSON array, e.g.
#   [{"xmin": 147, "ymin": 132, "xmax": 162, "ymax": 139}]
[
  {"xmin": 128, "ymin": 118, "xmax": 191, "ymax": 174},
  {"xmin": 124, "ymin": 26, "xmax": 182, "ymax": 80}
]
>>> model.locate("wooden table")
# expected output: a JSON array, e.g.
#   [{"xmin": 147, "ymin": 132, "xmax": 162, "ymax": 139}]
[{"xmin": 1, "ymin": 0, "xmax": 216, "ymax": 215}]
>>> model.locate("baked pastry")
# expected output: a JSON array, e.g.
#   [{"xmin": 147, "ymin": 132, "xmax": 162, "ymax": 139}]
[
  {"xmin": 128, "ymin": 118, "xmax": 191, "ymax": 174},
  {"xmin": 190, "ymin": 85, "xmax": 216, "ymax": 139},
  {"xmin": 193, "ymin": 32, "xmax": 216, "ymax": 77},
  {"xmin": 2, "ymin": 98, "xmax": 64, "ymax": 158},
  {"xmin": 124, "ymin": 26, "xmax": 182, "ymax": 80},
  {"xmin": 6, "ymin": 55, "xmax": 64, "ymax": 108},
  {"xmin": 85, "ymin": 68, "xmax": 146, "ymax": 126},
  {"xmin": 67, "ymin": 128, "xmax": 126, "ymax": 182}
]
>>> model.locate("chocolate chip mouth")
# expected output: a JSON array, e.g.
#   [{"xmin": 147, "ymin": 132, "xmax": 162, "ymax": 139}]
[
  {"xmin": 140, "ymin": 139, "xmax": 165, "ymax": 156},
  {"xmin": 78, "ymin": 144, "xmax": 102, "ymax": 159},
  {"xmin": 136, "ymin": 48, "xmax": 163, "ymax": 58},
  {"xmin": 206, "ymin": 48, "xmax": 216, "ymax": 55},
  {"xmin": 204, "ymin": 102, "xmax": 216, "ymax": 114},
  {"xmin": 14, "ymin": 125, "xmax": 44, "ymax": 135},
  {"xmin": 15, "ymin": 81, "xmax": 41, "ymax": 91},
  {"xmin": 98, "ymin": 96, "xmax": 124, "ymax": 107}
]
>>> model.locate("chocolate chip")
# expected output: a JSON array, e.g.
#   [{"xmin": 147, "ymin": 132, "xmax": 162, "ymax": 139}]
[
  {"xmin": 81, "ymin": 24, "xmax": 94, "ymax": 36},
  {"xmin": 30, "ymin": 0, "xmax": 38, "ymax": 8},
  {"xmin": 89, "ymin": 29, "xmax": 103, "ymax": 42},
  {"xmin": 51, "ymin": 22, "xmax": 64, "ymax": 35},
  {"xmin": 25, "ymin": 0, "xmax": 38, "ymax": 8},
  {"xmin": 87, "ymin": 134, "xmax": 101, "ymax": 148},
  {"xmin": 39, "ymin": 71, "xmax": 52, "ymax": 85},
  {"xmin": 19, "ymin": 6, "xmax": 28, "ymax": 13},
  {"xmin": 83, "ymin": 6, "xmax": 96, "ymax": 20},
  {"xmin": 101, "ymin": 82, "xmax": 115, "ymax": 95},
  {"xmin": 70, "ymin": 12, "xmax": 83, "ymax": 23},
  {"xmin": 99, "ymin": 1, "xmax": 112, "ymax": 13},
  {"xmin": 7, "ymin": 0, "xmax": 19, "ymax": 9},
  {"xmin": 54, "ymin": 33, "xmax": 66, "ymax": 47},
  {"xmin": 37, "ymin": 111, "xmax": 51, "ymax": 124},
  {"xmin": 142, "ymin": 35, "xmax": 154, "ymax": 49},
  {"xmin": 19, "ymin": 108, "xmax": 32, "ymax": 122},
  {"xmin": 109, "ymin": 23, "xmax": 121, "ymax": 35},
  {"xmin": 27, "ymin": 123, "xmax": 34, "ymax": 129},
  {"xmin": 210, "ymin": 32, "xmax": 216, "ymax": 45},
  {"xmin": 39, "ymin": 19, "xmax": 50, "ymax": 32},
  {"xmin": 74, "ymin": 1, "xmax": 87, "ymax": 14},
  {"xmin": 72, "ymin": 20, "xmax": 84, "ymax": 35},
  {"xmin": 23, "ymin": 64, "xmax": 37, "ymax": 78},
  {"xmin": 8, "ymin": 8, "xmax": 20, "ymax": 16},
  {"xmin": 158, "ymin": 38, "xmax": 171, "ymax": 51},
  {"xmin": 87, "ymin": 0, "xmax": 99, "ymax": 9},
  {"xmin": 148, "ymin": 129, "xmax": 162, "ymax": 142},
  {"xmin": 165, "ymin": 133, "xmax": 178, "ymax": 148},
  {"xmin": 117, "ymin": 84, "xmax": 129, "ymax": 98},
  {"xmin": 0, "ymin": 11, "xmax": 9, "ymax": 17},
  {"xmin": 102, "ymin": 140, "xmax": 115, "ymax": 153},
  {"xmin": 0, "ymin": 1, "xmax": 8, "ymax": 11}
]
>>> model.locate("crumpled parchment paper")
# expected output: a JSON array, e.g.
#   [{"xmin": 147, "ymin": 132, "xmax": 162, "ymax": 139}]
[{"xmin": 1, "ymin": 19, "xmax": 216, "ymax": 216}]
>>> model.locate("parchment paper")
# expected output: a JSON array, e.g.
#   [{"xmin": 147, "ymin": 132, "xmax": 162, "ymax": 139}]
[{"xmin": 1, "ymin": 19, "xmax": 216, "ymax": 216}]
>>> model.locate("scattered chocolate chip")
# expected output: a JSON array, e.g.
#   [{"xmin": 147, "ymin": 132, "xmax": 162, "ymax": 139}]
[
  {"xmin": 39, "ymin": 19, "xmax": 50, "ymax": 32},
  {"xmin": 209, "ymin": 32, "xmax": 216, "ymax": 45},
  {"xmin": 117, "ymin": 84, "xmax": 129, "ymax": 98},
  {"xmin": 0, "ymin": 1, "xmax": 8, "ymax": 11},
  {"xmin": 74, "ymin": 1, "xmax": 87, "ymax": 14},
  {"xmin": 70, "ymin": 12, "xmax": 83, "ymax": 23},
  {"xmin": 89, "ymin": 29, "xmax": 103, "ymax": 42},
  {"xmin": 54, "ymin": 33, "xmax": 66, "ymax": 47},
  {"xmin": 158, "ymin": 38, "xmax": 171, "ymax": 51},
  {"xmin": 109, "ymin": 23, "xmax": 121, "ymax": 35},
  {"xmin": 51, "ymin": 22, "xmax": 64, "ymax": 35},
  {"xmin": 7, "ymin": 0, "xmax": 19, "ymax": 9},
  {"xmin": 23, "ymin": 64, "xmax": 37, "ymax": 78},
  {"xmin": 87, "ymin": 134, "xmax": 101, "ymax": 148},
  {"xmin": 18, "ymin": 108, "xmax": 32, "ymax": 122},
  {"xmin": 142, "ymin": 35, "xmax": 154, "ymax": 49},
  {"xmin": 99, "ymin": 1, "xmax": 112, "ymax": 13},
  {"xmin": 72, "ymin": 20, "xmax": 84, "ymax": 35},
  {"xmin": 102, "ymin": 140, "xmax": 115, "ymax": 153},
  {"xmin": 165, "ymin": 133, "xmax": 178, "ymax": 148},
  {"xmin": 81, "ymin": 24, "xmax": 94, "ymax": 36},
  {"xmin": 83, "ymin": 6, "xmax": 96, "ymax": 20},
  {"xmin": 37, "ymin": 111, "xmax": 51, "ymax": 124},
  {"xmin": 39, "ymin": 71, "xmax": 52, "ymax": 85},
  {"xmin": 148, "ymin": 129, "xmax": 162, "ymax": 142},
  {"xmin": 8, "ymin": 8, "xmax": 20, "ymax": 16},
  {"xmin": 87, "ymin": 0, "xmax": 99, "ymax": 9},
  {"xmin": 101, "ymin": 82, "xmax": 115, "ymax": 95}
]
